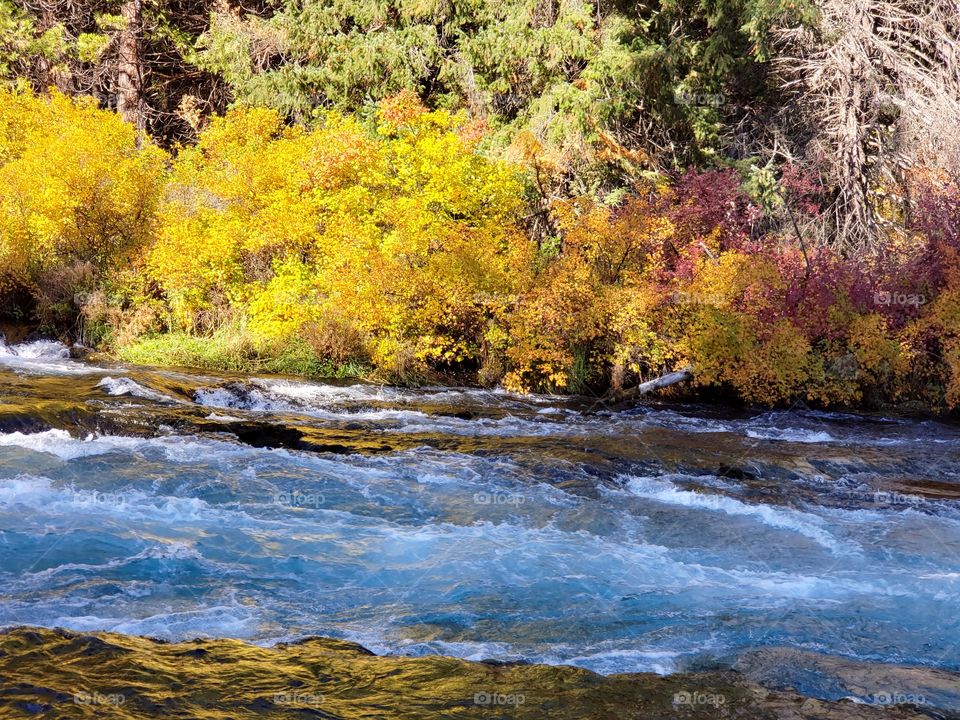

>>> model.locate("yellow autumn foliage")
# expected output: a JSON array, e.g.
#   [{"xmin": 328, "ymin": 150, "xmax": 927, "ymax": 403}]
[
  {"xmin": 148, "ymin": 97, "xmax": 533, "ymax": 376},
  {"xmin": 0, "ymin": 87, "xmax": 165, "ymax": 300},
  {"xmin": 504, "ymin": 192, "xmax": 674, "ymax": 392}
]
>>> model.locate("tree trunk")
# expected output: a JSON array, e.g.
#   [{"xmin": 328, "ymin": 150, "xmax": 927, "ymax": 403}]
[{"xmin": 117, "ymin": 0, "xmax": 146, "ymax": 133}]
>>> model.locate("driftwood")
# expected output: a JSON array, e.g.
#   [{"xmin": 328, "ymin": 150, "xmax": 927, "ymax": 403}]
[{"xmin": 592, "ymin": 366, "xmax": 694, "ymax": 411}]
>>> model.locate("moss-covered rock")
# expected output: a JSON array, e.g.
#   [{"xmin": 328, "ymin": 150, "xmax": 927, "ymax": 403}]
[{"xmin": 0, "ymin": 627, "xmax": 938, "ymax": 719}]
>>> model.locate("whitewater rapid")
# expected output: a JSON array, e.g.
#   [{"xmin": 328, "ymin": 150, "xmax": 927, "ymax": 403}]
[{"xmin": 1, "ymin": 340, "xmax": 959, "ymax": 684}]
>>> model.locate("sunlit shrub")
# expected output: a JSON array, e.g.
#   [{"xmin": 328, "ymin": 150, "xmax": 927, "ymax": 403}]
[
  {"xmin": 148, "ymin": 95, "xmax": 534, "ymax": 378},
  {"xmin": 0, "ymin": 87, "xmax": 165, "ymax": 323},
  {"xmin": 504, "ymin": 190, "xmax": 675, "ymax": 392}
]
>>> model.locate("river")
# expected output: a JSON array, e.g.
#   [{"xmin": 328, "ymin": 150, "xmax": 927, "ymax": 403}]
[{"xmin": 1, "ymin": 339, "xmax": 959, "ymax": 711}]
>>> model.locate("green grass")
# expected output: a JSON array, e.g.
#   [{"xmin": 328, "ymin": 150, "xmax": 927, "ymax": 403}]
[{"xmin": 117, "ymin": 330, "xmax": 369, "ymax": 380}]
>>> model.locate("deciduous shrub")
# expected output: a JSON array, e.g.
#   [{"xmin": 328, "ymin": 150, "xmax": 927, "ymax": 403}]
[
  {"xmin": 0, "ymin": 87, "xmax": 165, "ymax": 326},
  {"xmin": 146, "ymin": 94, "xmax": 534, "ymax": 380}
]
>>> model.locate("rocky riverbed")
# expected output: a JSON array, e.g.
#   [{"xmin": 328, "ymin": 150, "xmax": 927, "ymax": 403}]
[{"xmin": 1, "ymin": 627, "xmax": 954, "ymax": 719}]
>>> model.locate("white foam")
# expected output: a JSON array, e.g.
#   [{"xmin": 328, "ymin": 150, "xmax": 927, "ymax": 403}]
[
  {"xmin": 22, "ymin": 542, "xmax": 206, "ymax": 582},
  {"xmin": 0, "ymin": 430, "xmax": 122, "ymax": 460},
  {"xmin": 0, "ymin": 473, "xmax": 136, "ymax": 511},
  {"xmin": 97, "ymin": 376, "xmax": 176, "ymax": 402},
  {"xmin": 561, "ymin": 646, "xmax": 686, "ymax": 675},
  {"xmin": 0, "ymin": 429, "xmax": 260, "ymax": 464},
  {"xmin": 0, "ymin": 473, "xmax": 267, "ymax": 532},
  {"xmin": 195, "ymin": 384, "xmax": 581, "ymax": 437},
  {"xmin": 0, "ymin": 473, "xmax": 60, "ymax": 504},
  {"xmin": 205, "ymin": 412, "xmax": 244, "ymax": 422},
  {"xmin": 253, "ymin": 379, "xmax": 399, "ymax": 404},
  {"xmin": 745, "ymin": 428, "xmax": 836, "ymax": 443},
  {"xmin": 415, "ymin": 386, "xmax": 561, "ymax": 407},
  {"xmin": 195, "ymin": 380, "xmax": 417, "ymax": 417},
  {"xmin": 622, "ymin": 475, "xmax": 848, "ymax": 553},
  {"xmin": 51, "ymin": 604, "xmax": 260, "ymax": 639},
  {"xmin": 0, "ymin": 340, "xmax": 114, "ymax": 375},
  {"xmin": 255, "ymin": 379, "xmax": 557, "ymax": 409},
  {"xmin": 382, "ymin": 414, "xmax": 576, "ymax": 437},
  {"xmin": 639, "ymin": 410, "xmax": 735, "ymax": 434},
  {"xmin": 8, "ymin": 340, "xmax": 70, "ymax": 359},
  {"xmin": 917, "ymin": 572, "xmax": 960, "ymax": 580}
]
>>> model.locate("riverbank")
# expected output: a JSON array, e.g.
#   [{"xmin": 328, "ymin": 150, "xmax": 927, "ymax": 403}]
[
  {"xmin": 4, "ymin": 89, "xmax": 960, "ymax": 412},
  {"xmin": 0, "ymin": 627, "xmax": 950, "ymax": 719},
  {"xmin": 2, "ymin": 327, "xmax": 955, "ymax": 419}
]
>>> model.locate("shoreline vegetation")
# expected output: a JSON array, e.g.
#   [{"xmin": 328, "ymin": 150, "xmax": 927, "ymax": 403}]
[
  {"xmin": 1, "ymin": 88, "xmax": 958, "ymax": 414},
  {"xmin": 0, "ymin": 0, "xmax": 958, "ymax": 414}
]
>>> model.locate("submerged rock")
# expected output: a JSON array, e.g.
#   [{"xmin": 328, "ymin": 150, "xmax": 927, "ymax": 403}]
[
  {"xmin": 0, "ymin": 627, "xmax": 938, "ymax": 719},
  {"xmin": 68, "ymin": 343, "xmax": 92, "ymax": 359},
  {"xmin": 735, "ymin": 648, "xmax": 960, "ymax": 712}
]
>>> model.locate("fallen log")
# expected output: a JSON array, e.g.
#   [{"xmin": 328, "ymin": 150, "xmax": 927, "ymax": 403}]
[
  {"xmin": 594, "ymin": 366, "xmax": 694, "ymax": 410},
  {"xmin": 627, "ymin": 366, "xmax": 693, "ymax": 397}
]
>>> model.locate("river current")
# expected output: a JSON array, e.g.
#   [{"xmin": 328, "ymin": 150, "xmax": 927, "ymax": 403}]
[{"xmin": 1, "ymin": 339, "xmax": 959, "ymax": 703}]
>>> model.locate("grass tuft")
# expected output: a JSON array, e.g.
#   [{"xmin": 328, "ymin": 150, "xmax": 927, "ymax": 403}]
[{"xmin": 118, "ymin": 327, "xmax": 369, "ymax": 380}]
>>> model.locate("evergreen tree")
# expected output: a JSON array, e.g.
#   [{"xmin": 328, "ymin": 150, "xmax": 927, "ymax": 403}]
[{"xmin": 0, "ymin": 0, "xmax": 227, "ymax": 142}]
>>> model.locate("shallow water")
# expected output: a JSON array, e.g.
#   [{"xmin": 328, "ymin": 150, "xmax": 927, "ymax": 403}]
[{"xmin": 1, "ymin": 340, "xmax": 959, "ymax": 700}]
